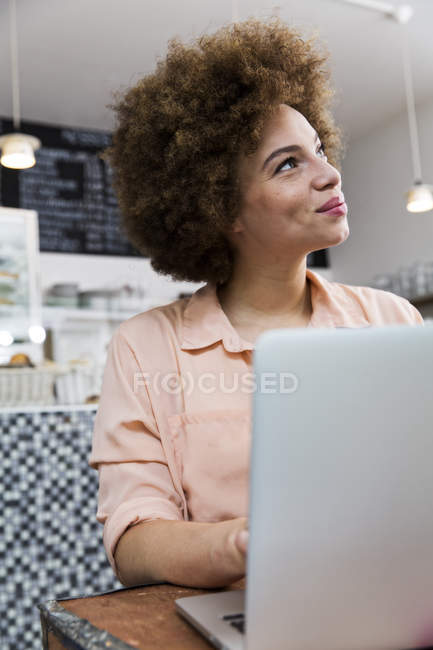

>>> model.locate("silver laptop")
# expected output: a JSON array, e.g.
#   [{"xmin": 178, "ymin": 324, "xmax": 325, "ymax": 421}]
[{"xmin": 176, "ymin": 323, "xmax": 433, "ymax": 650}]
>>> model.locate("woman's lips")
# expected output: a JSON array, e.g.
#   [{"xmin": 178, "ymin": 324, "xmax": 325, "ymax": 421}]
[
  {"xmin": 317, "ymin": 201, "xmax": 347, "ymax": 216},
  {"xmin": 316, "ymin": 194, "xmax": 346, "ymax": 213}
]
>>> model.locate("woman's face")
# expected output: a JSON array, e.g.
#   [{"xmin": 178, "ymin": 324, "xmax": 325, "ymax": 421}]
[{"xmin": 229, "ymin": 104, "xmax": 349, "ymax": 265}]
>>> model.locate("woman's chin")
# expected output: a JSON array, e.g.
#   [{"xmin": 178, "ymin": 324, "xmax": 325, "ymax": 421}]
[{"xmin": 326, "ymin": 221, "xmax": 350, "ymax": 247}]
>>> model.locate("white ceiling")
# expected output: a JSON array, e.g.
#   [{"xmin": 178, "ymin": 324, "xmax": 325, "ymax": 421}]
[{"xmin": 0, "ymin": 0, "xmax": 432, "ymax": 143}]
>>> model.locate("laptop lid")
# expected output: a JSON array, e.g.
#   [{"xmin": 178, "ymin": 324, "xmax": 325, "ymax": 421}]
[{"xmin": 245, "ymin": 323, "xmax": 433, "ymax": 650}]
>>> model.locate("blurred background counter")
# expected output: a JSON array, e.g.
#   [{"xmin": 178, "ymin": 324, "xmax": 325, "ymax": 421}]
[{"xmin": 0, "ymin": 403, "xmax": 122, "ymax": 649}]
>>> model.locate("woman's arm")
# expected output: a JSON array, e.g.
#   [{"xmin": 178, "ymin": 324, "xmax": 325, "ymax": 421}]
[{"xmin": 114, "ymin": 516, "xmax": 249, "ymax": 589}]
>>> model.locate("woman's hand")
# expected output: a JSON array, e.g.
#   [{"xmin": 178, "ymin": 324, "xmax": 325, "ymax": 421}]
[
  {"xmin": 232, "ymin": 518, "xmax": 249, "ymax": 556},
  {"xmin": 116, "ymin": 516, "xmax": 249, "ymax": 589},
  {"xmin": 210, "ymin": 516, "xmax": 249, "ymax": 581}
]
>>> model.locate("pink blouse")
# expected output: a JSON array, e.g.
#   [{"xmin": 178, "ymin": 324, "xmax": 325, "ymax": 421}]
[{"xmin": 88, "ymin": 269, "xmax": 424, "ymax": 578}]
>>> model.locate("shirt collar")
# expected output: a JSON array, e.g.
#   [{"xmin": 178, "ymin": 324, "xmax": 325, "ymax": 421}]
[
  {"xmin": 306, "ymin": 269, "xmax": 371, "ymax": 330},
  {"xmin": 181, "ymin": 282, "xmax": 248, "ymax": 353},
  {"xmin": 180, "ymin": 269, "xmax": 371, "ymax": 353}
]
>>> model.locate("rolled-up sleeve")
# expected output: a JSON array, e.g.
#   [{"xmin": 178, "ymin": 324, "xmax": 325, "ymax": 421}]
[{"xmin": 88, "ymin": 328, "xmax": 183, "ymax": 578}]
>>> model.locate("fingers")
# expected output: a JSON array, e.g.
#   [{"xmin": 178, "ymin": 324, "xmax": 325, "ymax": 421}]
[{"xmin": 235, "ymin": 528, "xmax": 249, "ymax": 555}]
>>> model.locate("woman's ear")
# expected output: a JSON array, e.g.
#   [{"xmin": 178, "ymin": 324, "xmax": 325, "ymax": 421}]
[
  {"xmin": 230, "ymin": 217, "xmax": 243, "ymax": 234},
  {"xmin": 223, "ymin": 217, "xmax": 243, "ymax": 247}
]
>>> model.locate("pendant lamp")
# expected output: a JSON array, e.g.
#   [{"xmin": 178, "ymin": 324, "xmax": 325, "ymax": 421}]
[
  {"xmin": 0, "ymin": 0, "xmax": 41, "ymax": 170},
  {"xmin": 335, "ymin": 0, "xmax": 433, "ymax": 212}
]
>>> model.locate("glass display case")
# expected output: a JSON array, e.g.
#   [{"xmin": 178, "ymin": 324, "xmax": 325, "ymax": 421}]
[{"xmin": 0, "ymin": 207, "xmax": 42, "ymax": 344}]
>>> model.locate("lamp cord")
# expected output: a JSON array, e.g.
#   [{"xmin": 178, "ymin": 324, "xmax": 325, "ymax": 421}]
[
  {"xmin": 9, "ymin": 0, "xmax": 21, "ymax": 131},
  {"xmin": 333, "ymin": 0, "xmax": 396, "ymax": 17},
  {"xmin": 400, "ymin": 23, "xmax": 422, "ymax": 184}
]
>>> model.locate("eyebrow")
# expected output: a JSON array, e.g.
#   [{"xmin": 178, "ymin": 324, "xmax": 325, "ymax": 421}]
[{"xmin": 262, "ymin": 130, "xmax": 320, "ymax": 171}]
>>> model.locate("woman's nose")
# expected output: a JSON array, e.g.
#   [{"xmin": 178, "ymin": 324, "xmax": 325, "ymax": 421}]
[{"xmin": 312, "ymin": 158, "xmax": 341, "ymax": 190}]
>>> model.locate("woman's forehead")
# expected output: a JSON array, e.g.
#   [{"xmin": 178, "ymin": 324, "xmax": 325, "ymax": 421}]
[{"xmin": 259, "ymin": 105, "xmax": 315, "ymax": 147}]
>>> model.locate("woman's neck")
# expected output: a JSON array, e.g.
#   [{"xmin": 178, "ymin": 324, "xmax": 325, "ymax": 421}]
[{"xmin": 217, "ymin": 262, "xmax": 313, "ymax": 339}]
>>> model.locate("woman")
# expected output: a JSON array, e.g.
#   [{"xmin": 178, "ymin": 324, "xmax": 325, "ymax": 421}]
[{"xmin": 89, "ymin": 18, "xmax": 423, "ymax": 590}]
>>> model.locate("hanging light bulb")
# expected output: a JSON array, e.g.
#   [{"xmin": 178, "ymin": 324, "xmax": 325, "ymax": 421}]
[
  {"xmin": 0, "ymin": 133, "xmax": 40, "ymax": 169},
  {"xmin": 406, "ymin": 183, "xmax": 433, "ymax": 213},
  {"xmin": 0, "ymin": 0, "xmax": 41, "ymax": 170}
]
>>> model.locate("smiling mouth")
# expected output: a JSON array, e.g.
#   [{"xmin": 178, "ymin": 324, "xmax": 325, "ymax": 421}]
[
  {"xmin": 316, "ymin": 198, "xmax": 343, "ymax": 212},
  {"xmin": 317, "ymin": 202, "xmax": 347, "ymax": 216}
]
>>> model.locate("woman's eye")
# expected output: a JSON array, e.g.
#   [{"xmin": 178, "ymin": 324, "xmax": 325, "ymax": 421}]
[
  {"xmin": 276, "ymin": 157, "xmax": 297, "ymax": 172},
  {"xmin": 275, "ymin": 143, "xmax": 327, "ymax": 174},
  {"xmin": 318, "ymin": 143, "xmax": 327, "ymax": 158}
]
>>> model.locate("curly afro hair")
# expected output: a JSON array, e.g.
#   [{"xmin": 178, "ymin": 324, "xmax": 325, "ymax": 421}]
[{"xmin": 104, "ymin": 18, "xmax": 345, "ymax": 285}]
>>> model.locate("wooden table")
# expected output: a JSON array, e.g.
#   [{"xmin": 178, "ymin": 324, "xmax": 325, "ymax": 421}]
[{"xmin": 38, "ymin": 579, "xmax": 245, "ymax": 649}]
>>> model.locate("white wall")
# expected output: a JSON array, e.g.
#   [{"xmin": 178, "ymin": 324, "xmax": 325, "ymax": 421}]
[{"xmin": 329, "ymin": 96, "xmax": 433, "ymax": 286}]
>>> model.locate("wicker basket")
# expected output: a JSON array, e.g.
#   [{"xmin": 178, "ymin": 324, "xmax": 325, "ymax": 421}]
[
  {"xmin": 54, "ymin": 363, "xmax": 96, "ymax": 405},
  {"xmin": 0, "ymin": 366, "xmax": 66, "ymax": 407}
]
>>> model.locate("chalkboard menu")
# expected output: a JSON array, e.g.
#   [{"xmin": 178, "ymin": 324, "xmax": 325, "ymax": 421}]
[{"xmin": 0, "ymin": 118, "xmax": 138, "ymax": 256}]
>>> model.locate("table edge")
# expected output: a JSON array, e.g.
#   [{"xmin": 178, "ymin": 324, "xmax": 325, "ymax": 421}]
[{"xmin": 38, "ymin": 600, "xmax": 136, "ymax": 650}]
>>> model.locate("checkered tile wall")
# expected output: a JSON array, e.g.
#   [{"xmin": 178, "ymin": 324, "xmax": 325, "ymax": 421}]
[{"xmin": 0, "ymin": 408, "xmax": 122, "ymax": 650}]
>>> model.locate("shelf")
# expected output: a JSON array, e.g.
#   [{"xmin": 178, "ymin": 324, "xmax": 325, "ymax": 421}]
[
  {"xmin": 42, "ymin": 298, "xmax": 174, "ymax": 325},
  {"xmin": 43, "ymin": 306, "xmax": 137, "ymax": 322}
]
